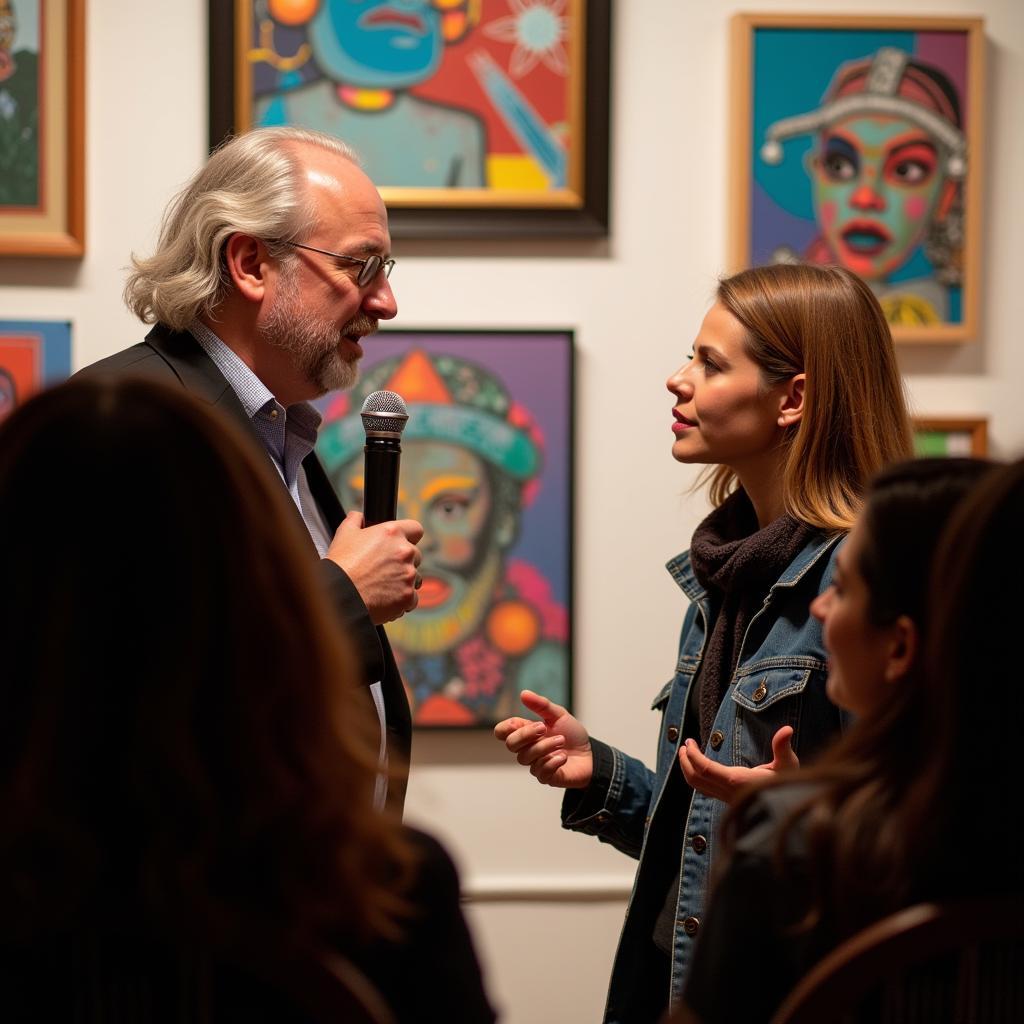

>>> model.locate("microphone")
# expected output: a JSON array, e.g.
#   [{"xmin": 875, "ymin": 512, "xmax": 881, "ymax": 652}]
[{"xmin": 360, "ymin": 390, "xmax": 409, "ymax": 526}]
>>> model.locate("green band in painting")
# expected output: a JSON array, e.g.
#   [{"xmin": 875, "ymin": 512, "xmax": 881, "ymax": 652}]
[{"xmin": 319, "ymin": 403, "xmax": 540, "ymax": 481}]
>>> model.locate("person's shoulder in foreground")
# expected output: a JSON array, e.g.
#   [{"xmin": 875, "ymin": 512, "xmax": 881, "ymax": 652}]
[{"xmin": 354, "ymin": 826, "xmax": 499, "ymax": 1023}]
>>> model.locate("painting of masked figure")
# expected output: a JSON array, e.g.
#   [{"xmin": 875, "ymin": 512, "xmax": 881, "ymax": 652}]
[
  {"xmin": 316, "ymin": 330, "xmax": 572, "ymax": 728},
  {"xmin": 209, "ymin": 0, "xmax": 611, "ymax": 236},
  {"xmin": 731, "ymin": 15, "xmax": 984, "ymax": 342}
]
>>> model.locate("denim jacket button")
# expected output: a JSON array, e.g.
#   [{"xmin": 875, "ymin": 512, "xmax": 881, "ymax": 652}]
[
  {"xmin": 691, "ymin": 835, "xmax": 707, "ymax": 854},
  {"xmin": 710, "ymin": 730, "xmax": 725, "ymax": 750},
  {"xmin": 666, "ymin": 725, "xmax": 679, "ymax": 743},
  {"xmin": 752, "ymin": 678, "xmax": 768, "ymax": 703},
  {"xmin": 683, "ymin": 916, "xmax": 700, "ymax": 936}
]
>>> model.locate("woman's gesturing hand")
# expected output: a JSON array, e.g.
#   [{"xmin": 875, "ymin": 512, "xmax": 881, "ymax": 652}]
[{"xmin": 493, "ymin": 690, "xmax": 594, "ymax": 789}]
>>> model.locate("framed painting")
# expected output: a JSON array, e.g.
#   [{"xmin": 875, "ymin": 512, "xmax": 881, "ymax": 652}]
[
  {"xmin": 729, "ymin": 14, "xmax": 984, "ymax": 343},
  {"xmin": 209, "ymin": 0, "xmax": 611, "ymax": 239},
  {"xmin": 0, "ymin": 0, "xmax": 85, "ymax": 256},
  {"xmin": 314, "ymin": 328, "xmax": 573, "ymax": 728},
  {"xmin": 913, "ymin": 416, "xmax": 987, "ymax": 457},
  {"xmin": 0, "ymin": 318, "xmax": 72, "ymax": 421}
]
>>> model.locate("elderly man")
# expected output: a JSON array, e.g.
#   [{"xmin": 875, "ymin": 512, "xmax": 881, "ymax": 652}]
[{"xmin": 79, "ymin": 126, "xmax": 421, "ymax": 812}]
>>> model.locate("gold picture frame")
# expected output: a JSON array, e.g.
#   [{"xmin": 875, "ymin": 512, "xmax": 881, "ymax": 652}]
[
  {"xmin": 729, "ymin": 14, "xmax": 984, "ymax": 344},
  {"xmin": 0, "ymin": 0, "xmax": 85, "ymax": 257},
  {"xmin": 913, "ymin": 416, "xmax": 988, "ymax": 457}
]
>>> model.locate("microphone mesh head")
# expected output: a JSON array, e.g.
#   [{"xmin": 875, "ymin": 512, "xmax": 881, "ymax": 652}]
[{"xmin": 360, "ymin": 390, "xmax": 409, "ymax": 434}]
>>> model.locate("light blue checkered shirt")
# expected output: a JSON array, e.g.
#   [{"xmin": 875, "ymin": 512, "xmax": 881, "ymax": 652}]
[
  {"xmin": 190, "ymin": 322, "xmax": 389, "ymax": 807},
  {"xmin": 190, "ymin": 321, "xmax": 333, "ymax": 557}
]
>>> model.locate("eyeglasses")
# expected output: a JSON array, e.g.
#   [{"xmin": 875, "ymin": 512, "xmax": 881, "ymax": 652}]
[{"xmin": 281, "ymin": 240, "xmax": 395, "ymax": 287}]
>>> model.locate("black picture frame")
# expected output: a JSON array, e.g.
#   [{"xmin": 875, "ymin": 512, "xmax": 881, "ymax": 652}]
[
  {"xmin": 312, "ymin": 328, "xmax": 574, "ymax": 729},
  {"xmin": 208, "ymin": 1, "xmax": 612, "ymax": 240}
]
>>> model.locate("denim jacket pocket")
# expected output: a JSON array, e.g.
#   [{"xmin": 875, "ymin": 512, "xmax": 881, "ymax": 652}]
[
  {"xmin": 728, "ymin": 665, "xmax": 816, "ymax": 768},
  {"xmin": 651, "ymin": 678, "xmax": 683, "ymax": 777},
  {"xmin": 732, "ymin": 665, "xmax": 812, "ymax": 710}
]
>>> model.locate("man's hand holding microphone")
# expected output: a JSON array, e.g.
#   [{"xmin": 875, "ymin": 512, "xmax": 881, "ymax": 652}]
[{"xmin": 326, "ymin": 390, "xmax": 423, "ymax": 625}]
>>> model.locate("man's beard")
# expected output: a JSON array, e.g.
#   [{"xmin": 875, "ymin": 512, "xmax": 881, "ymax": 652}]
[{"xmin": 258, "ymin": 268, "xmax": 376, "ymax": 396}]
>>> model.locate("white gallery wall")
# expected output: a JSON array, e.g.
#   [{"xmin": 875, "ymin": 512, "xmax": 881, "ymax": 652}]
[{"xmin": 2, "ymin": 1, "xmax": 1022, "ymax": 1021}]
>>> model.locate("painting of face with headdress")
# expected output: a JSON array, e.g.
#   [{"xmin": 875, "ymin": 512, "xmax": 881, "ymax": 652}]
[
  {"xmin": 316, "ymin": 330, "xmax": 572, "ymax": 728},
  {"xmin": 731, "ymin": 15, "xmax": 983, "ymax": 342}
]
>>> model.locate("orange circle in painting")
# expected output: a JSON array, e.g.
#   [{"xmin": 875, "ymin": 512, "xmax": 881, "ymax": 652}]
[
  {"xmin": 487, "ymin": 601, "xmax": 540, "ymax": 656},
  {"xmin": 268, "ymin": 0, "xmax": 319, "ymax": 26},
  {"xmin": 442, "ymin": 12, "xmax": 468, "ymax": 41},
  {"xmin": 417, "ymin": 694, "xmax": 476, "ymax": 726}
]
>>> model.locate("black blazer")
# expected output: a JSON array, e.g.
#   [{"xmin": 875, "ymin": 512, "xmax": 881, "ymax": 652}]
[{"xmin": 77, "ymin": 324, "xmax": 412, "ymax": 810}]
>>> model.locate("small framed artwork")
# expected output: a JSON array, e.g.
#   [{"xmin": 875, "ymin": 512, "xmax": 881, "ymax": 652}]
[
  {"xmin": 0, "ymin": 319, "xmax": 72, "ymax": 421},
  {"xmin": 913, "ymin": 416, "xmax": 988, "ymax": 457},
  {"xmin": 0, "ymin": 0, "xmax": 86, "ymax": 257},
  {"xmin": 315, "ymin": 329, "xmax": 573, "ymax": 728},
  {"xmin": 208, "ymin": 0, "xmax": 611, "ymax": 239},
  {"xmin": 729, "ymin": 14, "xmax": 984, "ymax": 343}
]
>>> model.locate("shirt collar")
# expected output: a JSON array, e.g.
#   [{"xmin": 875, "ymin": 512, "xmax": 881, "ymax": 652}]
[{"xmin": 189, "ymin": 320, "xmax": 322, "ymax": 432}]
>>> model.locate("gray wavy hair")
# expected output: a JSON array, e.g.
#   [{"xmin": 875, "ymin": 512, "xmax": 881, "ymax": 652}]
[{"xmin": 124, "ymin": 127, "xmax": 360, "ymax": 330}]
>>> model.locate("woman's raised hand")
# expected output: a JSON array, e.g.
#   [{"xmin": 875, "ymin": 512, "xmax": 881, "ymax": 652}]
[{"xmin": 493, "ymin": 690, "xmax": 594, "ymax": 789}]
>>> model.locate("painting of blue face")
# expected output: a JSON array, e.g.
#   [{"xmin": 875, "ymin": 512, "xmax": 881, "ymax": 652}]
[
  {"xmin": 309, "ymin": 0, "xmax": 444, "ymax": 89},
  {"xmin": 213, "ymin": 1, "xmax": 612, "ymax": 237}
]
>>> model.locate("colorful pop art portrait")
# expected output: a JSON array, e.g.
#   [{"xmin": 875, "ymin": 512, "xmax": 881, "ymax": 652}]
[
  {"xmin": 209, "ymin": 0, "xmax": 611, "ymax": 237},
  {"xmin": 731, "ymin": 15, "xmax": 984, "ymax": 342},
  {"xmin": 315, "ymin": 330, "xmax": 573, "ymax": 728},
  {"xmin": 0, "ymin": 0, "xmax": 84, "ymax": 256},
  {"xmin": 0, "ymin": 319, "xmax": 71, "ymax": 422}
]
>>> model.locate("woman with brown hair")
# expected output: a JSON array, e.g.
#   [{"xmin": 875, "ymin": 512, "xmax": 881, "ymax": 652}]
[
  {"xmin": 0, "ymin": 377, "xmax": 495, "ymax": 1022},
  {"xmin": 494, "ymin": 263, "xmax": 911, "ymax": 1022}
]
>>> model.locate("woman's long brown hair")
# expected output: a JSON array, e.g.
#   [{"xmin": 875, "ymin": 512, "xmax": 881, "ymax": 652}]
[{"xmin": 710, "ymin": 263, "xmax": 912, "ymax": 530}]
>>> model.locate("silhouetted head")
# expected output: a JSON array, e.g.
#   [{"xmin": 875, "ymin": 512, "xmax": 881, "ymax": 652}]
[{"xmin": 0, "ymin": 377, "xmax": 409, "ymax": 950}]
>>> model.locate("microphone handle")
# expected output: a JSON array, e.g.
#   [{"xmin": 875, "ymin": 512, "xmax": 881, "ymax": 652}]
[{"xmin": 363, "ymin": 436, "xmax": 401, "ymax": 526}]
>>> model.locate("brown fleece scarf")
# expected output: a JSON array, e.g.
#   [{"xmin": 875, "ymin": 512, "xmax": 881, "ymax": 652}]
[{"xmin": 688, "ymin": 490, "xmax": 816, "ymax": 747}]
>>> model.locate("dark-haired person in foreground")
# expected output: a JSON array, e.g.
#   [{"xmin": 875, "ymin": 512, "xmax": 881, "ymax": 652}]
[
  {"xmin": 78, "ymin": 126, "xmax": 421, "ymax": 811},
  {"xmin": 0, "ymin": 377, "xmax": 496, "ymax": 1022},
  {"xmin": 680, "ymin": 457, "xmax": 997, "ymax": 1023}
]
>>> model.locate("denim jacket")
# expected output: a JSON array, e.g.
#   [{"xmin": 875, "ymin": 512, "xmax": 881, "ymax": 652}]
[{"xmin": 561, "ymin": 530, "xmax": 845, "ymax": 1023}]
